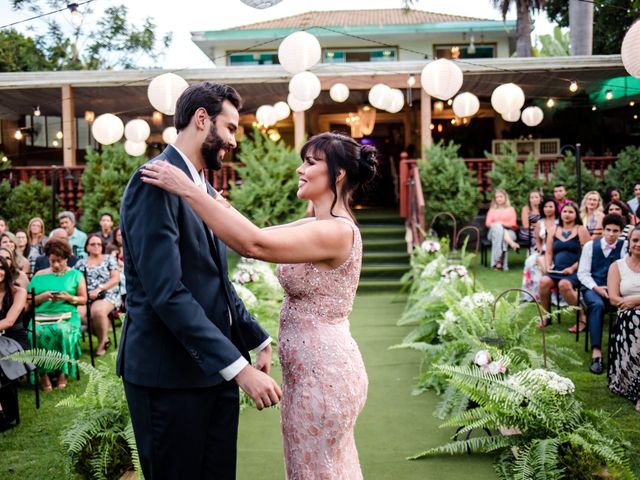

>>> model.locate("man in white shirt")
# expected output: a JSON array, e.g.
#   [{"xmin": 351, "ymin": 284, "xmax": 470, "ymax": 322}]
[{"xmin": 577, "ymin": 213, "xmax": 626, "ymax": 374}]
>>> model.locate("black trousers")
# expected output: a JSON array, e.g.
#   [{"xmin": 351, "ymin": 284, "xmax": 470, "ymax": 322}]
[{"xmin": 124, "ymin": 380, "xmax": 239, "ymax": 480}]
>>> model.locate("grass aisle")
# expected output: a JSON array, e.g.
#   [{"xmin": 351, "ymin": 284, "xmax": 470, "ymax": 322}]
[{"xmin": 237, "ymin": 293, "xmax": 495, "ymax": 479}]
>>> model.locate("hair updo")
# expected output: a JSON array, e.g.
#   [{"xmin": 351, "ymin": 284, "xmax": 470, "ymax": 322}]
[{"xmin": 300, "ymin": 132, "xmax": 378, "ymax": 220}]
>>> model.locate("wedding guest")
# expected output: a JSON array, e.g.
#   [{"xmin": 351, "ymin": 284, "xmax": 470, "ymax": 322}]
[
  {"xmin": 1, "ymin": 232, "xmax": 29, "ymax": 273},
  {"xmin": 626, "ymin": 182, "xmax": 640, "ymax": 216},
  {"xmin": 108, "ymin": 226, "xmax": 126, "ymax": 309},
  {"xmin": 58, "ymin": 211, "xmax": 87, "ymax": 260},
  {"xmin": 580, "ymin": 190, "xmax": 604, "ymax": 239},
  {"xmin": 604, "ymin": 200, "xmax": 634, "ymax": 243},
  {"xmin": 604, "ymin": 186, "xmax": 622, "ymax": 205},
  {"xmin": 577, "ymin": 214, "xmax": 626, "ymax": 373},
  {"xmin": 520, "ymin": 190, "xmax": 541, "ymax": 252},
  {"xmin": 33, "ymin": 228, "xmax": 78, "ymax": 274},
  {"xmin": 521, "ymin": 197, "xmax": 557, "ymax": 301},
  {"xmin": 0, "ymin": 217, "xmax": 7, "ymax": 235},
  {"xmin": 0, "ymin": 256, "xmax": 28, "ymax": 350},
  {"xmin": 14, "ymin": 229, "xmax": 29, "ymax": 259},
  {"xmin": 96, "ymin": 212, "xmax": 114, "ymax": 245},
  {"xmin": 27, "ymin": 217, "xmax": 48, "ymax": 268},
  {"xmin": 553, "ymin": 184, "xmax": 572, "ymax": 214},
  {"xmin": 539, "ymin": 202, "xmax": 590, "ymax": 326},
  {"xmin": 607, "ymin": 225, "xmax": 640, "ymax": 413},
  {"xmin": 485, "ymin": 189, "xmax": 519, "ymax": 271},
  {"xmin": 0, "ymin": 247, "xmax": 29, "ymax": 289}
]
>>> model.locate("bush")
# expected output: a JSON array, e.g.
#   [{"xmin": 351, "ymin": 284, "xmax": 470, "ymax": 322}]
[
  {"xmin": 552, "ymin": 153, "xmax": 602, "ymax": 202},
  {"xmin": 485, "ymin": 143, "xmax": 543, "ymax": 210},
  {"xmin": 418, "ymin": 141, "xmax": 479, "ymax": 225},
  {"xmin": 0, "ymin": 178, "xmax": 52, "ymax": 231},
  {"xmin": 605, "ymin": 145, "xmax": 640, "ymax": 201},
  {"xmin": 229, "ymin": 128, "xmax": 306, "ymax": 227},
  {"xmin": 79, "ymin": 144, "xmax": 145, "ymax": 232}
]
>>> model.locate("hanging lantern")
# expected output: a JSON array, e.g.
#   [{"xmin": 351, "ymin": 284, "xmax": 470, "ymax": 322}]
[
  {"xmin": 273, "ymin": 101, "xmax": 291, "ymax": 121},
  {"xmin": 501, "ymin": 110, "xmax": 521, "ymax": 122},
  {"xmin": 368, "ymin": 83, "xmax": 394, "ymax": 110},
  {"xmin": 289, "ymin": 71, "xmax": 321, "ymax": 102},
  {"xmin": 491, "ymin": 83, "xmax": 525, "ymax": 115},
  {"xmin": 420, "ymin": 58, "xmax": 463, "ymax": 100},
  {"xmin": 147, "ymin": 73, "xmax": 189, "ymax": 115},
  {"xmin": 240, "ymin": 0, "xmax": 283, "ymax": 8},
  {"xmin": 91, "ymin": 113, "xmax": 124, "ymax": 145},
  {"xmin": 521, "ymin": 106, "xmax": 544, "ymax": 127},
  {"xmin": 124, "ymin": 119, "xmax": 151, "ymax": 143},
  {"xmin": 452, "ymin": 92, "xmax": 480, "ymax": 118},
  {"xmin": 329, "ymin": 83, "xmax": 350, "ymax": 103},
  {"xmin": 256, "ymin": 105, "xmax": 277, "ymax": 127},
  {"xmin": 162, "ymin": 126, "xmax": 178, "ymax": 144},
  {"xmin": 386, "ymin": 89, "xmax": 405, "ymax": 113},
  {"xmin": 622, "ymin": 20, "xmax": 640, "ymax": 78},
  {"xmin": 278, "ymin": 31, "xmax": 321, "ymax": 75},
  {"xmin": 124, "ymin": 140, "xmax": 147, "ymax": 157},
  {"xmin": 287, "ymin": 93, "xmax": 313, "ymax": 112}
]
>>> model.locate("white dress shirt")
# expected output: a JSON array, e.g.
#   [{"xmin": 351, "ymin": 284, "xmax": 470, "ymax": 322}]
[
  {"xmin": 577, "ymin": 237, "xmax": 626, "ymax": 290},
  {"xmin": 172, "ymin": 146, "xmax": 271, "ymax": 380}
]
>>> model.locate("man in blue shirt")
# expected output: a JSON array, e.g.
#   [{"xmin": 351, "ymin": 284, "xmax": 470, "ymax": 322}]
[{"xmin": 57, "ymin": 211, "xmax": 87, "ymax": 259}]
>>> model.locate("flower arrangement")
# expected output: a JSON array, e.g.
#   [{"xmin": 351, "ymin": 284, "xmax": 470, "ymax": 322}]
[
  {"xmin": 420, "ymin": 239, "xmax": 441, "ymax": 253},
  {"xmin": 474, "ymin": 349, "xmax": 507, "ymax": 375},
  {"xmin": 441, "ymin": 265, "xmax": 471, "ymax": 284}
]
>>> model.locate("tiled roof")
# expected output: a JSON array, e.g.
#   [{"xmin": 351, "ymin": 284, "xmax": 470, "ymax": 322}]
[{"xmin": 227, "ymin": 9, "xmax": 493, "ymax": 31}]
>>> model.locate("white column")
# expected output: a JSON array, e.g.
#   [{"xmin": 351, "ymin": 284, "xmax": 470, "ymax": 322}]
[
  {"xmin": 293, "ymin": 111, "xmax": 305, "ymax": 152},
  {"xmin": 420, "ymin": 88, "xmax": 432, "ymax": 153},
  {"xmin": 61, "ymin": 84, "xmax": 76, "ymax": 166}
]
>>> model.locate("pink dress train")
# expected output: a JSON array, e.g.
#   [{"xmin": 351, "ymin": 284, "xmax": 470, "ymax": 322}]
[{"xmin": 276, "ymin": 218, "xmax": 368, "ymax": 479}]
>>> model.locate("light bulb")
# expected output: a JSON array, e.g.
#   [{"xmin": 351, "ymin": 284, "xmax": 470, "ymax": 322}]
[
  {"xmin": 33, "ymin": 106, "xmax": 41, "ymax": 117},
  {"xmin": 56, "ymin": 131, "xmax": 63, "ymax": 139},
  {"xmin": 605, "ymin": 90, "xmax": 613, "ymax": 100},
  {"xmin": 592, "ymin": 105, "xmax": 597, "ymax": 111},
  {"xmin": 569, "ymin": 81, "xmax": 578, "ymax": 92},
  {"xmin": 68, "ymin": 3, "xmax": 83, "ymax": 28},
  {"xmin": 447, "ymin": 99, "xmax": 453, "ymax": 106},
  {"xmin": 14, "ymin": 130, "xmax": 23, "ymax": 140},
  {"xmin": 52, "ymin": 140, "xmax": 59, "ymax": 147},
  {"xmin": 407, "ymin": 75, "xmax": 416, "ymax": 87},
  {"xmin": 631, "ymin": 101, "xmax": 636, "ymax": 107},
  {"xmin": 634, "ymin": 115, "xmax": 638, "ymax": 120},
  {"xmin": 546, "ymin": 98, "xmax": 555, "ymax": 108}
]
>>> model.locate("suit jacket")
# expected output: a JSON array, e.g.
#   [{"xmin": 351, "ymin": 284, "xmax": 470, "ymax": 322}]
[
  {"xmin": 33, "ymin": 254, "xmax": 78, "ymax": 274},
  {"xmin": 116, "ymin": 145, "xmax": 268, "ymax": 388}
]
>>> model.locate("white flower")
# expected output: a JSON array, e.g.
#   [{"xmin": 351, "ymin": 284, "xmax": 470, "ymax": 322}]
[
  {"xmin": 421, "ymin": 259, "xmax": 440, "ymax": 278},
  {"xmin": 474, "ymin": 350, "xmax": 491, "ymax": 367},
  {"xmin": 485, "ymin": 361, "xmax": 506, "ymax": 375},
  {"xmin": 437, "ymin": 309, "xmax": 457, "ymax": 336},
  {"xmin": 441, "ymin": 264, "xmax": 471, "ymax": 284},
  {"xmin": 420, "ymin": 240, "xmax": 441, "ymax": 253}
]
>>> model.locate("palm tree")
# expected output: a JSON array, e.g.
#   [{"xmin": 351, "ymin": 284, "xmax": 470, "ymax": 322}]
[
  {"xmin": 568, "ymin": 0, "xmax": 593, "ymax": 55},
  {"xmin": 492, "ymin": 0, "xmax": 546, "ymax": 57}
]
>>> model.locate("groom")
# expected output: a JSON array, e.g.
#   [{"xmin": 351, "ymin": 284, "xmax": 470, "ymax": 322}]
[{"xmin": 117, "ymin": 82, "xmax": 282, "ymax": 479}]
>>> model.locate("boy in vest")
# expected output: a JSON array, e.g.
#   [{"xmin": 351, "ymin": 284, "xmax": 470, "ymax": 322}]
[{"xmin": 577, "ymin": 213, "xmax": 627, "ymax": 374}]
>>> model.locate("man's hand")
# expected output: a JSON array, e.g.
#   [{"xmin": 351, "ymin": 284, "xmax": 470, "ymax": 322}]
[
  {"xmin": 594, "ymin": 286, "xmax": 609, "ymax": 299},
  {"xmin": 254, "ymin": 344, "xmax": 273, "ymax": 374},
  {"xmin": 235, "ymin": 364, "xmax": 282, "ymax": 410}
]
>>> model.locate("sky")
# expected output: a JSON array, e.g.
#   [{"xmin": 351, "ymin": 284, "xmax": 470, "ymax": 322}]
[{"xmin": 0, "ymin": 0, "xmax": 558, "ymax": 69}]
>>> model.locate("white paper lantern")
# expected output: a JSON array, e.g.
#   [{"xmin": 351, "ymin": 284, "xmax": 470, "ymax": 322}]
[
  {"xmin": 289, "ymin": 71, "xmax": 321, "ymax": 102},
  {"xmin": 273, "ymin": 101, "xmax": 291, "ymax": 121},
  {"xmin": 329, "ymin": 83, "xmax": 350, "ymax": 103},
  {"xmin": 278, "ymin": 31, "xmax": 321, "ymax": 75},
  {"xmin": 420, "ymin": 58, "xmax": 463, "ymax": 100},
  {"xmin": 386, "ymin": 89, "xmax": 405, "ymax": 113},
  {"xmin": 287, "ymin": 93, "xmax": 313, "ymax": 112},
  {"xmin": 491, "ymin": 83, "xmax": 525, "ymax": 115},
  {"xmin": 501, "ymin": 110, "xmax": 521, "ymax": 122},
  {"xmin": 368, "ymin": 83, "xmax": 393, "ymax": 110},
  {"xmin": 91, "ymin": 113, "xmax": 124, "ymax": 145},
  {"xmin": 256, "ymin": 105, "xmax": 278, "ymax": 127},
  {"xmin": 147, "ymin": 73, "xmax": 189, "ymax": 116},
  {"xmin": 124, "ymin": 119, "xmax": 151, "ymax": 142},
  {"xmin": 124, "ymin": 140, "xmax": 147, "ymax": 157},
  {"xmin": 162, "ymin": 126, "xmax": 178, "ymax": 144},
  {"xmin": 240, "ymin": 0, "xmax": 283, "ymax": 8},
  {"xmin": 521, "ymin": 106, "xmax": 544, "ymax": 127},
  {"xmin": 622, "ymin": 20, "xmax": 640, "ymax": 77},
  {"xmin": 452, "ymin": 92, "xmax": 480, "ymax": 118}
]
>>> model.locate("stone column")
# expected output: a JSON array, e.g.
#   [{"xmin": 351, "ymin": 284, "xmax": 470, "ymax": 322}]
[
  {"xmin": 293, "ymin": 111, "xmax": 305, "ymax": 152},
  {"xmin": 420, "ymin": 88, "xmax": 432, "ymax": 153},
  {"xmin": 61, "ymin": 84, "xmax": 76, "ymax": 166}
]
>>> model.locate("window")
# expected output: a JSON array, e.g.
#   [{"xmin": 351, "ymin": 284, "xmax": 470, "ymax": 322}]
[
  {"xmin": 228, "ymin": 51, "xmax": 279, "ymax": 65},
  {"xmin": 323, "ymin": 47, "xmax": 397, "ymax": 64},
  {"xmin": 434, "ymin": 44, "xmax": 496, "ymax": 60},
  {"xmin": 24, "ymin": 115, "xmax": 93, "ymax": 149}
]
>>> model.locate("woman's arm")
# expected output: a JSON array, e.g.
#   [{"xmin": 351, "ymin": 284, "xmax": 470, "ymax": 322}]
[
  {"xmin": 545, "ymin": 227, "xmax": 556, "ymax": 270},
  {"xmin": 521, "ymin": 206, "xmax": 530, "ymax": 230},
  {"xmin": 0, "ymin": 287, "xmax": 27, "ymax": 330},
  {"xmin": 507, "ymin": 207, "xmax": 518, "ymax": 230},
  {"xmin": 578, "ymin": 225, "xmax": 592, "ymax": 245},
  {"xmin": 262, "ymin": 217, "xmax": 317, "ymax": 231},
  {"xmin": 485, "ymin": 209, "xmax": 496, "ymax": 228},
  {"xmin": 608, "ymin": 262, "xmax": 623, "ymax": 307},
  {"xmin": 534, "ymin": 221, "xmax": 543, "ymax": 252}
]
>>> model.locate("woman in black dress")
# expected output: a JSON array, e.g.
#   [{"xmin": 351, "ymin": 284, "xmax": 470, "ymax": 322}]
[{"xmin": 0, "ymin": 256, "xmax": 28, "ymax": 349}]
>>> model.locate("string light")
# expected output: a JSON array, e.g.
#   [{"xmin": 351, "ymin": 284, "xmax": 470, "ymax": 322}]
[
  {"xmin": 631, "ymin": 101, "xmax": 636, "ymax": 107},
  {"xmin": 592, "ymin": 105, "xmax": 597, "ymax": 111},
  {"xmin": 33, "ymin": 106, "xmax": 41, "ymax": 117},
  {"xmin": 407, "ymin": 75, "xmax": 416, "ymax": 87},
  {"xmin": 605, "ymin": 90, "xmax": 613, "ymax": 100},
  {"xmin": 546, "ymin": 98, "xmax": 555, "ymax": 108},
  {"xmin": 68, "ymin": 3, "xmax": 83, "ymax": 28},
  {"xmin": 569, "ymin": 81, "xmax": 578, "ymax": 92},
  {"xmin": 56, "ymin": 131, "xmax": 63, "ymax": 139},
  {"xmin": 14, "ymin": 130, "xmax": 23, "ymax": 141}
]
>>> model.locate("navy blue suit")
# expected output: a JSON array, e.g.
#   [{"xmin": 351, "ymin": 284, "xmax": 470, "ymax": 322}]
[{"xmin": 117, "ymin": 145, "xmax": 268, "ymax": 479}]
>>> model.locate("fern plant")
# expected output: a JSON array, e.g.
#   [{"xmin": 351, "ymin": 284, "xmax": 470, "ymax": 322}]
[{"xmin": 9, "ymin": 349, "xmax": 142, "ymax": 480}]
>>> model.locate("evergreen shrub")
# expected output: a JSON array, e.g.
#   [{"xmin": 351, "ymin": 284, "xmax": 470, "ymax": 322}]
[
  {"xmin": 0, "ymin": 178, "xmax": 51, "ymax": 230},
  {"xmin": 552, "ymin": 153, "xmax": 603, "ymax": 202},
  {"xmin": 605, "ymin": 146, "xmax": 640, "ymax": 200}
]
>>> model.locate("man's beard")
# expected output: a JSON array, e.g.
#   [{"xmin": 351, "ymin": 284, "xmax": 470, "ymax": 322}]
[{"xmin": 201, "ymin": 124, "xmax": 231, "ymax": 171}]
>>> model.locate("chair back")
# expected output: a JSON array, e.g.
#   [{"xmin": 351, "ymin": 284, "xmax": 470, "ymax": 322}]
[{"xmin": 429, "ymin": 212, "xmax": 457, "ymax": 249}]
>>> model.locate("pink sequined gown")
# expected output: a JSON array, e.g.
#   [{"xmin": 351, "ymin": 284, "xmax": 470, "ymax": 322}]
[{"xmin": 276, "ymin": 219, "xmax": 368, "ymax": 479}]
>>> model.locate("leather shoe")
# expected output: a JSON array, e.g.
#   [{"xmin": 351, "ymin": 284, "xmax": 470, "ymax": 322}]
[{"xmin": 590, "ymin": 357, "xmax": 604, "ymax": 375}]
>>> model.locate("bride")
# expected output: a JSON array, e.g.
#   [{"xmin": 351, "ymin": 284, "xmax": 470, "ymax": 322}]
[{"xmin": 141, "ymin": 131, "xmax": 376, "ymax": 479}]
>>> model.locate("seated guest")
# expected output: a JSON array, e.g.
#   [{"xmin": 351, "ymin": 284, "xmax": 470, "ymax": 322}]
[
  {"xmin": 604, "ymin": 200, "xmax": 634, "ymax": 244},
  {"xmin": 75, "ymin": 234, "xmax": 121, "ymax": 356},
  {"xmin": 1, "ymin": 232, "xmax": 30, "ymax": 274},
  {"xmin": 577, "ymin": 214, "xmax": 626, "ymax": 373},
  {"xmin": 539, "ymin": 202, "xmax": 591, "ymax": 326},
  {"xmin": 95, "ymin": 212, "xmax": 114, "ymax": 245},
  {"xmin": 580, "ymin": 191, "xmax": 604, "ymax": 239},
  {"xmin": 607, "ymin": 225, "xmax": 640, "ymax": 413},
  {"xmin": 0, "ymin": 216, "xmax": 6, "ymax": 235},
  {"xmin": 0, "ymin": 247, "xmax": 29, "ymax": 289},
  {"xmin": 626, "ymin": 181, "xmax": 640, "ymax": 217},
  {"xmin": 26, "ymin": 217, "xmax": 48, "ymax": 271},
  {"xmin": 604, "ymin": 186, "xmax": 622, "ymax": 205},
  {"xmin": 0, "ymin": 257, "xmax": 28, "ymax": 350},
  {"xmin": 520, "ymin": 190, "xmax": 541, "ymax": 252},
  {"xmin": 522, "ymin": 197, "xmax": 557, "ymax": 300},
  {"xmin": 553, "ymin": 183, "xmax": 572, "ymax": 214},
  {"xmin": 486, "ymin": 189, "xmax": 519, "ymax": 271},
  {"xmin": 14, "ymin": 229, "xmax": 29, "ymax": 260},
  {"xmin": 28, "ymin": 239, "xmax": 87, "ymax": 391},
  {"xmin": 33, "ymin": 228, "xmax": 78, "ymax": 274},
  {"xmin": 108, "ymin": 226, "xmax": 126, "ymax": 309},
  {"xmin": 57, "ymin": 211, "xmax": 87, "ymax": 260}
]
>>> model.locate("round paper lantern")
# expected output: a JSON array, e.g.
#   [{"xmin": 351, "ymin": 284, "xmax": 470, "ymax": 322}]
[
  {"xmin": 368, "ymin": 83, "xmax": 394, "ymax": 110},
  {"xmin": 622, "ymin": 20, "xmax": 640, "ymax": 78},
  {"xmin": 273, "ymin": 101, "xmax": 291, "ymax": 121},
  {"xmin": 124, "ymin": 140, "xmax": 147, "ymax": 157},
  {"xmin": 278, "ymin": 31, "xmax": 321, "ymax": 75},
  {"xmin": 124, "ymin": 119, "xmax": 151, "ymax": 142},
  {"xmin": 256, "ymin": 105, "xmax": 277, "ymax": 127},
  {"xmin": 240, "ymin": 0, "xmax": 283, "ymax": 8},
  {"xmin": 147, "ymin": 73, "xmax": 189, "ymax": 115},
  {"xmin": 452, "ymin": 92, "xmax": 480, "ymax": 118},
  {"xmin": 521, "ymin": 106, "xmax": 544, "ymax": 127},
  {"xmin": 491, "ymin": 83, "xmax": 525, "ymax": 115},
  {"xmin": 386, "ymin": 89, "xmax": 405, "ymax": 113},
  {"xmin": 287, "ymin": 93, "xmax": 313, "ymax": 112},
  {"xmin": 420, "ymin": 58, "xmax": 463, "ymax": 100},
  {"xmin": 162, "ymin": 126, "xmax": 178, "ymax": 144},
  {"xmin": 91, "ymin": 113, "xmax": 124, "ymax": 145},
  {"xmin": 289, "ymin": 71, "xmax": 321, "ymax": 102},
  {"xmin": 329, "ymin": 83, "xmax": 350, "ymax": 103},
  {"xmin": 501, "ymin": 110, "xmax": 521, "ymax": 123}
]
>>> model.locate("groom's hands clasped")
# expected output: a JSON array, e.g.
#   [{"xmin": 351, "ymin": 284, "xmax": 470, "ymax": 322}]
[{"xmin": 235, "ymin": 358, "xmax": 282, "ymax": 410}]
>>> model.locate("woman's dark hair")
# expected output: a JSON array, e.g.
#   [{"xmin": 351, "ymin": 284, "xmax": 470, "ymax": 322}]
[
  {"xmin": 542, "ymin": 197, "xmax": 557, "ymax": 219},
  {"xmin": 44, "ymin": 238, "xmax": 72, "ymax": 259},
  {"xmin": 112, "ymin": 226, "xmax": 122, "ymax": 248},
  {"xmin": 15, "ymin": 228, "xmax": 30, "ymax": 257},
  {"xmin": 300, "ymin": 132, "xmax": 378, "ymax": 220},
  {"xmin": 0, "ymin": 247, "xmax": 19, "ymax": 282},
  {"xmin": 559, "ymin": 201, "xmax": 582, "ymax": 227},
  {"xmin": 604, "ymin": 200, "xmax": 632, "ymax": 223},
  {"xmin": 84, "ymin": 233, "xmax": 106, "ymax": 254},
  {"xmin": 0, "ymin": 256, "xmax": 14, "ymax": 313},
  {"xmin": 603, "ymin": 186, "xmax": 621, "ymax": 204},
  {"xmin": 174, "ymin": 82, "xmax": 242, "ymax": 133}
]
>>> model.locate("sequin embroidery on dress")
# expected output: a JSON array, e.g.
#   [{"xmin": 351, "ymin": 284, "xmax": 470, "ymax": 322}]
[{"xmin": 276, "ymin": 217, "xmax": 368, "ymax": 480}]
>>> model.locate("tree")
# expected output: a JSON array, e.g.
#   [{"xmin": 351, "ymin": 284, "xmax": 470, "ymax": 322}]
[
  {"xmin": 0, "ymin": 29, "xmax": 53, "ymax": 71},
  {"xmin": 0, "ymin": 179, "xmax": 52, "ymax": 231},
  {"xmin": 545, "ymin": 0, "xmax": 640, "ymax": 55},
  {"xmin": 491, "ymin": 0, "xmax": 547, "ymax": 57},
  {"xmin": 536, "ymin": 26, "xmax": 570, "ymax": 56},
  {"xmin": 7, "ymin": 1, "xmax": 171, "ymax": 70}
]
